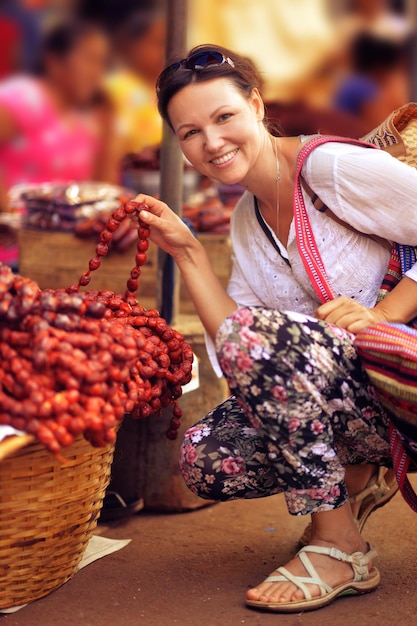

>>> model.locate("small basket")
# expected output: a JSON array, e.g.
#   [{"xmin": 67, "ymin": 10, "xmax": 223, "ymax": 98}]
[{"xmin": 0, "ymin": 434, "xmax": 116, "ymax": 609}]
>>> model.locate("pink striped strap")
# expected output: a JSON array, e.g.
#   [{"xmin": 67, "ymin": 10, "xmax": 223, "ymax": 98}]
[
  {"xmin": 294, "ymin": 135, "xmax": 377, "ymax": 304},
  {"xmin": 389, "ymin": 423, "xmax": 417, "ymax": 512}
]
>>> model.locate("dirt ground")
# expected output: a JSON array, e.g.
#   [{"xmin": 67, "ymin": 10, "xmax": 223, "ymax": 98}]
[{"xmin": 1, "ymin": 476, "xmax": 416, "ymax": 626}]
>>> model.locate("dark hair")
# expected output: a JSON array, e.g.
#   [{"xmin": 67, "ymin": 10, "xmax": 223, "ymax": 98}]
[
  {"xmin": 156, "ymin": 44, "xmax": 264, "ymax": 128},
  {"xmin": 36, "ymin": 18, "xmax": 104, "ymax": 74},
  {"xmin": 352, "ymin": 34, "xmax": 406, "ymax": 74},
  {"xmin": 117, "ymin": 6, "xmax": 164, "ymax": 42}
]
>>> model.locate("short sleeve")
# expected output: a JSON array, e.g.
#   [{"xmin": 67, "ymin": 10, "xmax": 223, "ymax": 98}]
[{"xmin": 302, "ymin": 142, "xmax": 417, "ymax": 245}]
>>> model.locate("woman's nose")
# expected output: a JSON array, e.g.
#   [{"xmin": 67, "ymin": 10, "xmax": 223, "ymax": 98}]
[{"xmin": 204, "ymin": 129, "xmax": 225, "ymax": 153}]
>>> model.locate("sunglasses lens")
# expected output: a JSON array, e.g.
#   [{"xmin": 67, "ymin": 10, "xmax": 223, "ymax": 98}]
[
  {"xmin": 185, "ymin": 51, "xmax": 225, "ymax": 70},
  {"xmin": 157, "ymin": 51, "xmax": 234, "ymax": 92}
]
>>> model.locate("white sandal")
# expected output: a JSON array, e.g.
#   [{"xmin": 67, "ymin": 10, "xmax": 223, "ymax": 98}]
[{"xmin": 246, "ymin": 544, "xmax": 380, "ymax": 613}]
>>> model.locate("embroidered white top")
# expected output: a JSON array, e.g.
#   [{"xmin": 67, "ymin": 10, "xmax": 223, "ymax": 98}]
[{"xmin": 206, "ymin": 140, "xmax": 417, "ymax": 374}]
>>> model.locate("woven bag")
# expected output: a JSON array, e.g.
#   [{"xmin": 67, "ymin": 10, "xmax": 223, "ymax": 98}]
[
  {"xmin": 294, "ymin": 103, "xmax": 417, "ymax": 512},
  {"xmin": 361, "ymin": 102, "xmax": 417, "ymax": 167}
]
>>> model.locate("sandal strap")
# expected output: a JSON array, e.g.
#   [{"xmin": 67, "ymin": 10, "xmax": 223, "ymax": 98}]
[
  {"xmin": 349, "ymin": 467, "xmax": 392, "ymax": 505},
  {"xmin": 266, "ymin": 567, "xmax": 332, "ymax": 600},
  {"xmin": 300, "ymin": 544, "xmax": 378, "ymax": 582},
  {"xmin": 264, "ymin": 544, "xmax": 377, "ymax": 603}
]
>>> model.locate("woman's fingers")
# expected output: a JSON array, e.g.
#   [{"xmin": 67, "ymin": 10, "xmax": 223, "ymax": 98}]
[
  {"xmin": 316, "ymin": 296, "xmax": 351, "ymax": 319},
  {"xmin": 317, "ymin": 297, "xmax": 365, "ymax": 321},
  {"xmin": 134, "ymin": 193, "xmax": 167, "ymax": 217},
  {"xmin": 131, "ymin": 193, "xmax": 196, "ymax": 257},
  {"xmin": 316, "ymin": 296, "xmax": 380, "ymax": 333},
  {"xmin": 138, "ymin": 208, "xmax": 158, "ymax": 226}
]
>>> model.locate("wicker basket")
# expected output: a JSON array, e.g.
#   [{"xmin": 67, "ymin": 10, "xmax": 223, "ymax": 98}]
[{"xmin": 0, "ymin": 434, "xmax": 116, "ymax": 609}]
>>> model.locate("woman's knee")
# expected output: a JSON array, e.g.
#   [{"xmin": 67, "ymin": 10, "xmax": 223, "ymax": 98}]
[{"xmin": 179, "ymin": 425, "xmax": 221, "ymax": 500}]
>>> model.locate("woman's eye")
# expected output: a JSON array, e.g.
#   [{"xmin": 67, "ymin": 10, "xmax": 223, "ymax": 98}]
[
  {"xmin": 183, "ymin": 129, "xmax": 199, "ymax": 139},
  {"xmin": 218, "ymin": 113, "xmax": 232, "ymax": 123}
]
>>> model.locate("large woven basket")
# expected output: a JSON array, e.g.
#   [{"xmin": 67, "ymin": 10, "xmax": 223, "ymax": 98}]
[{"xmin": 0, "ymin": 434, "xmax": 115, "ymax": 609}]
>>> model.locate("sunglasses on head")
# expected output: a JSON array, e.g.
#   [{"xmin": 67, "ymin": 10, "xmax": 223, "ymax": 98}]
[{"xmin": 156, "ymin": 50, "xmax": 235, "ymax": 93}]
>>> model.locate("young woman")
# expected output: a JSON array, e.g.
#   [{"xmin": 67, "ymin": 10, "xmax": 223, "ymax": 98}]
[
  {"xmin": 134, "ymin": 45, "xmax": 417, "ymax": 613},
  {"xmin": 106, "ymin": 6, "xmax": 166, "ymax": 154},
  {"xmin": 0, "ymin": 18, "xmax": 117, "ymax": 266}
]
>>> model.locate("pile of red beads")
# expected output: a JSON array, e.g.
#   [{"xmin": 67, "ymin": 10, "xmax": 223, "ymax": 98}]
[{"xmin": 0, "ymin": 201, "xmax": 193, "ymax": 455}]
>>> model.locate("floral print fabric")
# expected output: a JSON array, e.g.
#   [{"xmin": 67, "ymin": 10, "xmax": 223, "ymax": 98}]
[{"xmin": 180, "ymin": 307, "xmax": 392, "ymax": 515}]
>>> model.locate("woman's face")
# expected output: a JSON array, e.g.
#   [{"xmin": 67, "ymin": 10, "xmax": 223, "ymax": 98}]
[
  {"xmin": 47, "ymin": 32, "xmax": 109, "ymax": 105},
  {"xmin": 167, "ymin": 78, "xmax": 265, "ymax": 185}
]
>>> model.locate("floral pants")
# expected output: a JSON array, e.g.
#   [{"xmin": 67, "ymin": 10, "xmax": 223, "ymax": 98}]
[{"xmin": 179, "ymin": 307, "xmax": 393, "ymax": 516}]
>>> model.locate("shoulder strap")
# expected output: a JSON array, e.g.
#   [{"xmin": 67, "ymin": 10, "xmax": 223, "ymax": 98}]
[{"xmin": 294, "ymin": 135, "xmax": 378, "ymax": 304}]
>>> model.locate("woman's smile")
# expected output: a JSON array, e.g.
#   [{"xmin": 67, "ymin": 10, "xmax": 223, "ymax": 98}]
[{"xmin": 210, "ymin": 148, "xmax": 239, "ymax": 167}]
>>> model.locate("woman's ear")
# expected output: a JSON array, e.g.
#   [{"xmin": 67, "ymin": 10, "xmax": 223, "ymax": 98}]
[{"xmin": 250, "ymin": 88, "xmax": 265, "ymax": 122}]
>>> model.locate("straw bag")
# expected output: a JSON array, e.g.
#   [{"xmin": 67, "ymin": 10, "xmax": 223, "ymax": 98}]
[{"xmin": 294, "ymin": 103, "xmax": 417, "ymax": 512}]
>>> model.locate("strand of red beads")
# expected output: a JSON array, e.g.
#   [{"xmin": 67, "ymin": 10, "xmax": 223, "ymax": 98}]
[{"xmin": 68, "ymin": 200, "xmax": 193, "ymax": 440}]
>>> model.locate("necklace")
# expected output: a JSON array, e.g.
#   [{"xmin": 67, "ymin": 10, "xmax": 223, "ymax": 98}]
[{"xmin": 272, "ymin": 135, "xmax": 281, "ymax": 230}]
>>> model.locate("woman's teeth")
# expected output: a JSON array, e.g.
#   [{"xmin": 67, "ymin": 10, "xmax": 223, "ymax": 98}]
[{"xmin": 211, "ymin": 149, "xmax": 238, "ymax": 165}]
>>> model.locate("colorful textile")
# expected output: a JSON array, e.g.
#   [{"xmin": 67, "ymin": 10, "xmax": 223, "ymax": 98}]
[
  {"xmin": 355, "ymin": 323, "xmax": 417, "ymax": 511},
  {"xmin": 180, "ymin": 307, "xmax": 392, "ymax": 515}
]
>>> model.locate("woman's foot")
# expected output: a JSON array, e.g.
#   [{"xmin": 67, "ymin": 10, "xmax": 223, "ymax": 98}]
[
  {"xmin": 247, "ymin": 538, "xmax": 371, "ymax": 605},
  {"xmin": 247, "ymin": 504, "xmax": 375, "ymax": 606}
]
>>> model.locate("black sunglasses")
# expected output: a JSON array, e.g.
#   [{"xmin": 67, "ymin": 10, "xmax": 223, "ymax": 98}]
[{"xmin": 156, "ymin": 50, "xmax": 235, "ymax": 93}]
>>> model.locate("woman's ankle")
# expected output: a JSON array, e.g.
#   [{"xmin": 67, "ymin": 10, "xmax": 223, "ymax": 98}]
[{"xmin": 309, "ymin": 505, "xmax": 366, "ymax": 553}]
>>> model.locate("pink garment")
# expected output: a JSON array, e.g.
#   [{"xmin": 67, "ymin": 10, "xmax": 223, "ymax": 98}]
[
  {"xmin": 0, "ymin": 75, "xmax": 100, "ymax": 188},
  {"xmin": 0, "ymin": 75, "xmax": 101, "ymax": 265}
]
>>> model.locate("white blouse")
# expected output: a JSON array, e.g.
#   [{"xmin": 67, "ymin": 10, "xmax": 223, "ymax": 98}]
[{"xmin": 207, "ymin": 140, "xmax": 417, "ymax": 374}]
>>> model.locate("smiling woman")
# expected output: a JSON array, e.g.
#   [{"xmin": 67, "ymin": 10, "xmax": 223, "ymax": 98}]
[
  {"xmin": 168, "ymin": 80, "xmax": 265, "ymax": 186},
  {"xmin": 130, "ymin": 43, "xmax": 417, "ymax": 613}
]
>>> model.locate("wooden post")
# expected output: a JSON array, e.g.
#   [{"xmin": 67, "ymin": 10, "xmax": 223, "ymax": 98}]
[
  {"xmin": 408, "ymin": 0, "xmax": 417, "ymax": 101},
  {"xmin": 157, "ymin": 0, "xmax": 188, "ymax": 323}
]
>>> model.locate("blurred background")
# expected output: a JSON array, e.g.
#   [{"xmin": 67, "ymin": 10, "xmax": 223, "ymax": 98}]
[{"xmin": 0, "ymin": 0, "xmax": 416, "ymax": 267}]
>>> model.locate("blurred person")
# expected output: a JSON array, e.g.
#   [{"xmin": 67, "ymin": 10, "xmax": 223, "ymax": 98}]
[
  {"xmin": 130, "ymin": 43, "xmax": 417, "ymax": 613},
  {"xmin": 0, "ymin": 17, "xmax": 117, "ymax": 266},
  {"xmin": 105, "ymin": 5, "xmax": 165, "ymax": 156},
  {"xmin": 333, "ymin": 33, "xmax": 410, "ymax": 129}
]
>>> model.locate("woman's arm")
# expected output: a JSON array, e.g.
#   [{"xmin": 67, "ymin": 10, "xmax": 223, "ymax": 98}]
[
  {"xmin": 303, "ymin": 143, "xmax": 417, "ymax": 245},
  {"xmin": 0, "ymin": 104, "xmax": 19, "ymax": 143},
  {"xmin": 136, "ymin": 194, "xmax": 237, "ymax": 339},
  {"xmin": 317, "ymin": 276, "xmax": 417, "ymax": 333},
  {"xmin": 0, "ymin": 105, "xmax": 19, "ymax": 211}
]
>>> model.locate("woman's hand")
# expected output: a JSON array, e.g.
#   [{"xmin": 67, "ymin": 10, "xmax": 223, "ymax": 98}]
[
  {"xmin": 134, "ymin": 194, "xmax": 236, "ymax": 339},
  {"xmin": 316, "ymin": 296, "xmax": 387, "ymax": 334},
  {"xmin": 135, "ymin": 193, "xmax": 197, "ymax": 261}
]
